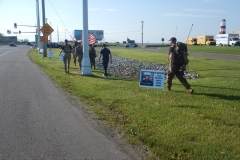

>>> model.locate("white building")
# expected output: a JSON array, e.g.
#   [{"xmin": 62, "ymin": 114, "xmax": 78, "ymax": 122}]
[{"xmin": 233, "ymin": 30, "xmax": 240, "ymax": 37}]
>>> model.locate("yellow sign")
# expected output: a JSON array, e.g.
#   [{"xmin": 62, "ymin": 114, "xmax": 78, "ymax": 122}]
[
  {"xmin": 40, "ymin": 36, "xmax": 48, "ymax": 42},
  {"xmin": 40, "ymin": 23, "xmax": 54, "ymax": 36}
]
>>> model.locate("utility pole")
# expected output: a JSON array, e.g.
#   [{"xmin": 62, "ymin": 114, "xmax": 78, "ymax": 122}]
[
  {"xmin": 42, "ymin": 0, "xmax": 47, "ymax": 58},
  {"xmin": 82, "ymin": 0, "xmax": 91, "ymax": 75},
  {"xmin": 36, "ymin": 0, "xmax": 41, "ymax": 53},
  {"xmin": 141, "ymin": 21, "xmax": 144, "ymax": 46},
  {"xmin": 50, "ymin": 22, "xmax": 52, "ymax": 52},
  {"xmin": 65, "ymin": 29, "xmax": 66, "ymax": 40}
]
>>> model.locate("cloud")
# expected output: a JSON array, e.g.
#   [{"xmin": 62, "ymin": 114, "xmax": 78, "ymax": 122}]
[
  {"xmin": 164, "ymin": 13, "xmax": 218, "ymax": 18},
  {"xmin": 106, "ymin": 9, "xmax": 116, "ymax": 12},
  {"xmin": 185, "ymin": 9, "xmax": 228, "ymax": 13}
]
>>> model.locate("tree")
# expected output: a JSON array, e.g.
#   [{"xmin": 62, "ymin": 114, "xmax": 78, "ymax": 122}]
[{"xmin": 0, "ymin": 33, "xmax": 4, "ymax": 37}]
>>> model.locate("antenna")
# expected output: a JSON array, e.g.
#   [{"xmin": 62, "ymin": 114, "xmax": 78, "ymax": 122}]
[{"xmin": 187, "ymin": 24, "xmax": 193, "ymax": 39}]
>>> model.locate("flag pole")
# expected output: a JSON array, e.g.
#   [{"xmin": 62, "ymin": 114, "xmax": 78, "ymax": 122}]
[{"xmin": 82, "ymin": 0, "xmax": 91, "ymax": 75}]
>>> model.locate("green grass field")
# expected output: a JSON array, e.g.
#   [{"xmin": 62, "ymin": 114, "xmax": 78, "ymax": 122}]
[
  {"xmin": 29, "ymin": 47, "xmax": 240, "ymax": 160},
  {"xmin": 187, "ymin": 45, "xmax": 240, "ymax": 55}
]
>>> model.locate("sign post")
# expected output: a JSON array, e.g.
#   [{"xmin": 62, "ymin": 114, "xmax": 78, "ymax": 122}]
[{"xmin": 161, "ymin": 38, "xmax": 164, "ymax": 48}]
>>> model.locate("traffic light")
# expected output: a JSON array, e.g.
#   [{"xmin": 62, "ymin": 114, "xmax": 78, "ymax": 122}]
[
  {"xmin": 19, "ymin": 31, "xmax": 21, "ymax": 34},
  {"xmin": 7, "ymin": 30, "xmax": 11, "ymax": 34},
  {"xmin": 14, "ymin": 23, "xmax": 17, "ymax": 28}
]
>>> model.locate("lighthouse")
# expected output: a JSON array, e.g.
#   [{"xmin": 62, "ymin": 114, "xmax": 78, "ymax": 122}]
[{"xmin": 219, "ymin": 19, "xmax": 226, "ymax": 34}]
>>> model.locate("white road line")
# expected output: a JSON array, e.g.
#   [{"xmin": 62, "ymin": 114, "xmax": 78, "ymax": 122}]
[{"xmin": 0, "ymin": 50, "xmax": 15, "ymax": 57}]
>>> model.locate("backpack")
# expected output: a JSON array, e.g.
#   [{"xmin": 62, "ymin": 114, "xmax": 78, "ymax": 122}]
[
  {"xmin": 64, "ymin": 44, "xmax": 71, "ymax": 54},
  {"xmin": 173, "ymin": 42, "xmax": 189, "ymax": 69}
]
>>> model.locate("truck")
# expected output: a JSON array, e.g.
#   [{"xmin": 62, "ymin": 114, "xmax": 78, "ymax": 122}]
[
  {"xmin": 125, "ymin": 38, "xmax": 138, "ymax": 48},
  {"xmin": 216, "ymin": 33, "xmax": 240, "ymax": 46},
  {"xmin": 197, "ymin": 35, "xmax": 216, "ymax": 45},
  {"xmin": 186, "ymin": 38, "xmax": 197, "ymax": 45}
]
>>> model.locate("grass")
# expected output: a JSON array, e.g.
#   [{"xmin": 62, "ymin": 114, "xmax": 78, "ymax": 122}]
[
  {"xmin": 29, "ymin": 48, "xmax": 240, "ymax": 160},
  {"xmin": 187, "ymin": 45, "xmax": 240, "ymax": 55},
  {"xmin": 155, "ymin": 44, "xmax": 240, "ymax": 55}
]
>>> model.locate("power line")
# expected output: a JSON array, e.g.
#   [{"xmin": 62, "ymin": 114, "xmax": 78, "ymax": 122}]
[
  {"xmin": 47, "ymin": 0, "xmax": 73, "ymax": 40},
  {"xmin": 47, "ymin": 18, "xmax": 140, "ymax": 26},
  {"xmin": 105, "ymin": 31, "xmax": 140, "ymax": 34}
]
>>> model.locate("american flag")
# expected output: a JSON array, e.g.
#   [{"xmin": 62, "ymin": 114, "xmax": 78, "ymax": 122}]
[{"xmin": 88, "ymin": 33, "xmax": 96, "ymax": 44}]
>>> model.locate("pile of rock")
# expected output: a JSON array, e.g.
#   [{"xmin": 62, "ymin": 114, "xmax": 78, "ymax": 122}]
[{"xmin": 96, "ymin": 55, "xmax": 199, "ymax": 79}]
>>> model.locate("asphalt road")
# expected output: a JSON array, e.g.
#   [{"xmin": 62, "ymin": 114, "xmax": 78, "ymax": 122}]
[{"xmin": 0, "ymin": 45, "xmax": 142, "ymax": 160}]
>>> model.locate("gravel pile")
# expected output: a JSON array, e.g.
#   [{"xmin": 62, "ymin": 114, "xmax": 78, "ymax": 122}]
[{"xmin": 96, "ymin": 55, "xmax": 199, "ymax": 79}]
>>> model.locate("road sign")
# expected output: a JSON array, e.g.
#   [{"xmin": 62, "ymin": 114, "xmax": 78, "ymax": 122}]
[
  {"xmin": 40, "ymin": 36, "xmax": 48, "ymax": 42},
  {"xmin": 48, "ymin": 52, "xmax": 54, "ymax": 58},
  {"xmin": 40, "ymin": 23, "xmax": 54, "ymax": 36},
  {"xmin": 35, "ymin": 35, "xmax": 38, "ymax": 44}
]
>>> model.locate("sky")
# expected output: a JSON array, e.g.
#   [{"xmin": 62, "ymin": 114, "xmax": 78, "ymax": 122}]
[{"xmin": 0, "ymin": 0, "xmax": 240, "ymax": 43}]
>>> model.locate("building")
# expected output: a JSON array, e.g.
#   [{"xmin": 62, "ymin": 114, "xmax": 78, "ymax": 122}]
[
  {"xmin": 0, "ymin": 36, "xmax": 17, "ymax": 43},
  {"xmin": 233, "ymin": 30, "xmax": 240, "ymax": 37}
]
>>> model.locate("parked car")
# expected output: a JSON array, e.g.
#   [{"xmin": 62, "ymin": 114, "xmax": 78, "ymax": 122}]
[
  {"xmin": 9, "ymin": 42, "xmax": 17, "ymax": 47},
  {"xmin": 125, "ymin": 43, "xmax": 138, "ymax": 48},
  {"xmin": 27, "ymin": 42, "xmax": 36, "ymax": 46},
  {"xmin": 47, "ymin": 42, "xmax": 62, "ymax": 48}
]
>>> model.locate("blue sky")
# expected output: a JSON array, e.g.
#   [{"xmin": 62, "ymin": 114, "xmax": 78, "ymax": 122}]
[{"xmin": 0, "ymin": 0, "xmax": 239, "ymax": 43}]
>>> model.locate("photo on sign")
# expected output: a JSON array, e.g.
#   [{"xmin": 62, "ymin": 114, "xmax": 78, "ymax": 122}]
[
  {"xmin": 140, "ymin": 71, "xmax": 154, "ymax": 86},
  {"xmin": 139, "ymin": 70, "xmax": 165, "ymax": 89}
]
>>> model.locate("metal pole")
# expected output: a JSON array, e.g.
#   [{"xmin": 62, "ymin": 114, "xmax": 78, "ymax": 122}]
[
  {"xmin": 82, "ymin": 0, "xmax": 91, "ymax": 75},
  {"xmin": 50, "ymin": 22, "xmax": 52, "ymax": 52},
  {"xmin": 36, "ymin": 0, "xmax": 41, "ymax": 53},
  {"xmin": 141, "ymin": 21, "xmax": 144, "ymax": 46},
  {"xmin": 42, "ymin": 0, "xmax": 47, "ymax": 58}
]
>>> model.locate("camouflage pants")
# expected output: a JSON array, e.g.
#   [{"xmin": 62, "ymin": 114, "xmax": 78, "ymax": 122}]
[
  {"xmin": 90, "ymin": 56, "xmax": 95, "ymax": 69},
  {"xmin": 167, "ymin": 66, "xmax": 190, "ymax": 89},
  {"xmin": 78, "ymin": 55, "xmax": 83, "ymax": 71},
  {"xmin": 63, "ymin": 53, "xmax": 71, "ymax": 73}
]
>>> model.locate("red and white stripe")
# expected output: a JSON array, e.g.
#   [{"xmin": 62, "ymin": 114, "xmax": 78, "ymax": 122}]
[
  {"xmin": 88, "ymin": 33, "xmax": 96, "ymax": 44},
  {"xmin": 219, "ymin": 19, "xmax": 226, "ymax": 34}
]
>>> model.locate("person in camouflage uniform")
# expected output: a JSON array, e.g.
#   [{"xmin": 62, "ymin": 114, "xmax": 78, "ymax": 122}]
[
  {"xmin": 89, "ymin": 44, "xmax": 96, "ymax": 69},
  {"xmin": 167, "ymin": 37, "xmax": 194, "ymax": 94},
  {"xmin": 60, "ymin": 39, "xmax": 72, "ymax": 74}
]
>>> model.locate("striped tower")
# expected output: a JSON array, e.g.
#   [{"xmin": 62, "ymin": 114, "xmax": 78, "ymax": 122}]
[{"xmin": 219, "ymin": 19, "xmax": 226, "ymax": 34}]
